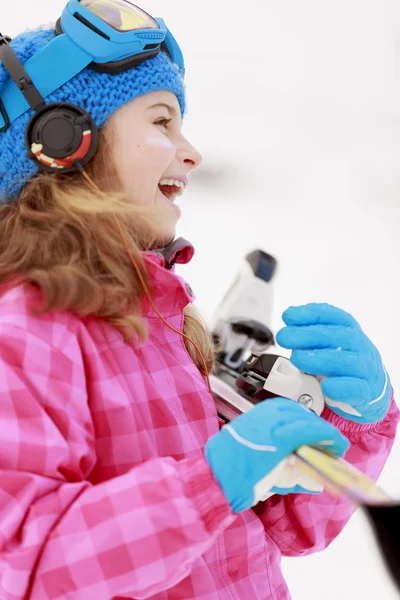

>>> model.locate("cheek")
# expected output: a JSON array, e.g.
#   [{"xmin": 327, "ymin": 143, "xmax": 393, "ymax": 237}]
[
  {"xmin": 116, "ymin": 133, "xmax": 176, "ymax": 200},
  {"xmin": 145, "ymin": 133, "xmax": 176, "ymax": 164}
]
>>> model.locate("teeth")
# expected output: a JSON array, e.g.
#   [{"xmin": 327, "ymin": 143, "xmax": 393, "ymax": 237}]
[{"xmin": 159, "ymin": 178, "xmax": 186, "ymax": 190}]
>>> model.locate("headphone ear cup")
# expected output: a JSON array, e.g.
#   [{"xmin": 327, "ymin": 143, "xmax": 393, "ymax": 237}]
[{"xmin": 25, "ymin": 102, "xmax": 98, "ymax": 173}]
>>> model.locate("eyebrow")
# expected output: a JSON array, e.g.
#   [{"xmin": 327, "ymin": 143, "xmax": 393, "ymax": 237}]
[{"xmin": 147, "ymin": 102, "xmax": 177, "ymax": 116}]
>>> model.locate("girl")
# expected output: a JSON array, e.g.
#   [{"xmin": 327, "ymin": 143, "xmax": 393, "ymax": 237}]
[{"xmin": 0, "ymin": 2, "xmax": 398, "ymax": 599}]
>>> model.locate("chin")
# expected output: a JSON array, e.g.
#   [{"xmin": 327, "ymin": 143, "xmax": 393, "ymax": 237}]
[
  {"xmin": 158, "ymin": 231, "xmax": 176, "ymax": 248},
  {"xmin": 150, "ymin": 226, "xmax": 176, "ymax": 249},
  {"xmin": 145, "ymin": 202, "xmax": 178, "ymax": 249}
]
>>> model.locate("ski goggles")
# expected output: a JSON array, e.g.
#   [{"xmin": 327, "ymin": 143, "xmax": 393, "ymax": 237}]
[{"xmin": 0, "ymin": 0, "xmax": 184, "ymax": 131}]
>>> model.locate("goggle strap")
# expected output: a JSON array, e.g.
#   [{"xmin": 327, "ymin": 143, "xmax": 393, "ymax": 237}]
[
  {"xmin": 0, "ymin": 36, "xmax": 45, "ymax": 112},
  {"xmin": 0, "ymin": 34, "xmax": 93, "ymax": 129}
]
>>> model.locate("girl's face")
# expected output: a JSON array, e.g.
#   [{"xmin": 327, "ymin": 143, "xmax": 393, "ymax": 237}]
[{"xmin": 109, "ymin": 90, "xmax": 202, "ymax": 245}]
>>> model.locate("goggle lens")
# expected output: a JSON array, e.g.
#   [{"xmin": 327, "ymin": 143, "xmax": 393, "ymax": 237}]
[{"xmin": 80, "ymin": 0, "xmax": 159, "ymax": 32}]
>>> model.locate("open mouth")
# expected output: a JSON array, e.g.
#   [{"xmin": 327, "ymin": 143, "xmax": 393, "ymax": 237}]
[{"xmin": 158, "ymin": 178, "xmax": 186, "ymax": 202}]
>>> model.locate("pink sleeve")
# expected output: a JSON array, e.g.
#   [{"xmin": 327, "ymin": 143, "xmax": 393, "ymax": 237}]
[
  {"xmin": 0, "ymin": 324, "xmax": 234, "ymax": 600},
  {"xmin": 255, "ymin": 395, "xmax": 400, "ymax": 557}
]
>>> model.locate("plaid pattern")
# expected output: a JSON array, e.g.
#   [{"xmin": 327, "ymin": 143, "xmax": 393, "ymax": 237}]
[
  {"xmin": 0, "ymin": 252, "xmax": 398, "ymax": 599},
  {"xmin": 256, "ymin": 400, "xmax": 399, "ymax": 556}
]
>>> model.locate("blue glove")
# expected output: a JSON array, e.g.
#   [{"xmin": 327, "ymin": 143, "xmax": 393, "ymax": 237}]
[
  {"xmin": 205, "ymin": 397, "xmax": 349, "ymax": 513},
  {"xmin": 276, "ymin": 303, "xmax": 392, "ymax": 424}
]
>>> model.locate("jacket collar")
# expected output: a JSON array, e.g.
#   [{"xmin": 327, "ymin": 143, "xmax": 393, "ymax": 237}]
[
  {"xmin": 140, "ymin": 238, "xmax": 196, "ymax": 317},
  {"xmin": 150, "ymin": 237, "xmax": 195, "ymax": 270}
]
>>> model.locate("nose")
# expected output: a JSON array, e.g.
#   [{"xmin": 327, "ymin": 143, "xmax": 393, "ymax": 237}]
[{"xmin": 177, "ymin": 135, "xmax": 203, "ymax": 170}]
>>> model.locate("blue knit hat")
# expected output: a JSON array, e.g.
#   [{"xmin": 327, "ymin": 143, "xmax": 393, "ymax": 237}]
[{"xmin": 0, "ymin": 26, "xmax": 186, "ymax": 201}]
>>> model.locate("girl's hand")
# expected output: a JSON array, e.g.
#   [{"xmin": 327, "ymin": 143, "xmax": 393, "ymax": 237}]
[
  {"xmin": 276, "ymin": 303, "xmax": 392, "ymax": 424},
  {"xmin": 205, "ymin": 397, "xmax": 349, "ymax": 513}
]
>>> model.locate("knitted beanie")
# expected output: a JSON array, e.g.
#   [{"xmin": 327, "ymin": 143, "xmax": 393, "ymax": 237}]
[{"xmin": 0, "ymin": 26, "xmax": 186, "ymax": 201}]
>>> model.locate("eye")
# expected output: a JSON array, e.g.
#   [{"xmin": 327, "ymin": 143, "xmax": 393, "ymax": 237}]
[{"xmin": 154, "ymin": 117, "xmax": 172, "ymax": 129}]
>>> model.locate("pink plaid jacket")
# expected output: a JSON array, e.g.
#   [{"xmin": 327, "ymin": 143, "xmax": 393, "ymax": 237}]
[{"xmin": 0, "ymin": 247, "xmax": 398, "ymax": 600}]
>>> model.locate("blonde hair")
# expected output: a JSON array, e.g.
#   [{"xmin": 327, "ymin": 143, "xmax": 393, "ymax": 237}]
[{"xmin": 0, "ymin": 129, "xmax": 217, "ymax": 374}]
